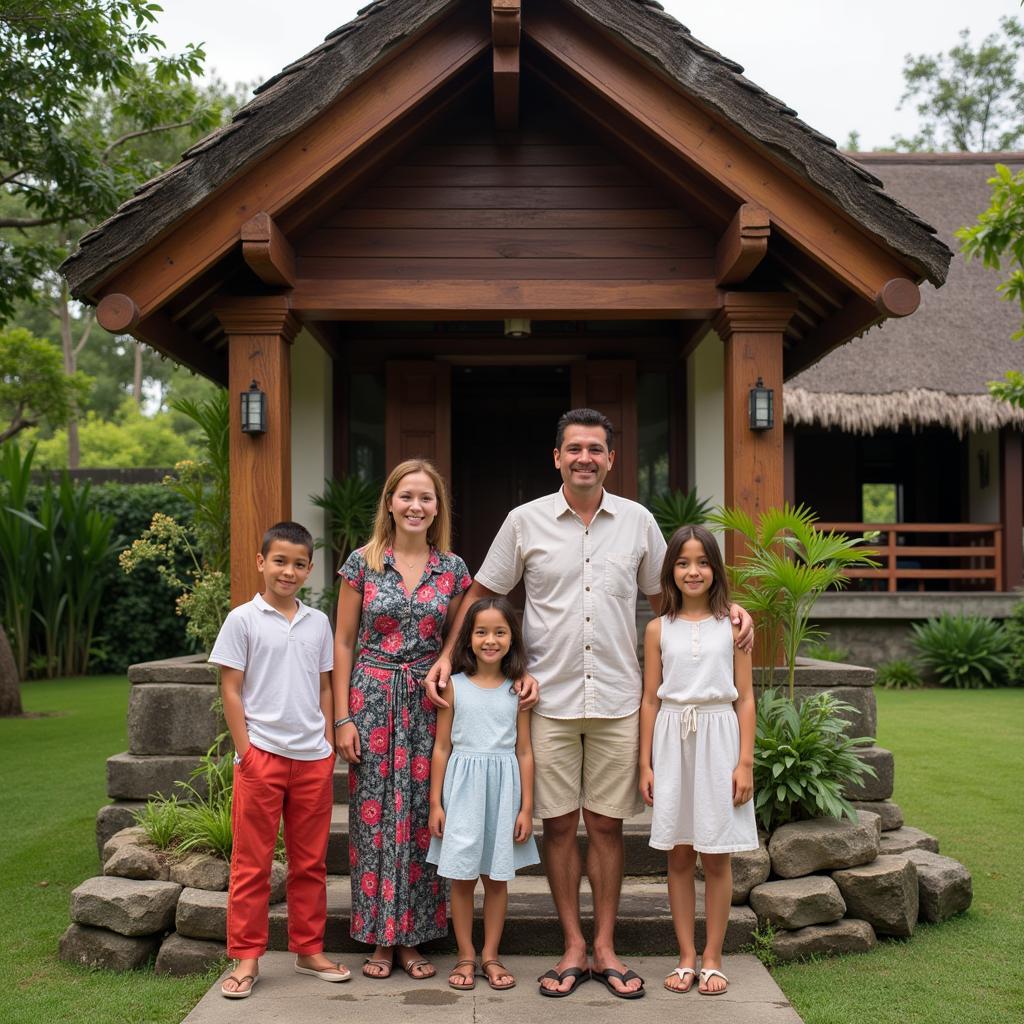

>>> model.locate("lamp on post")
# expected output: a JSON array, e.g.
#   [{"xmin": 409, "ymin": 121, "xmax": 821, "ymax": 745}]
[
  {"xmin": 241, "ymin": 380, "xmax": 267, "ymax": 434},
  {"xmin": 503, "ymin": 318, "xmax": 531, "ymax": 338},
  {"xmin": 748, "ymin": 377, "xmax": 774, "ymax": 430}
]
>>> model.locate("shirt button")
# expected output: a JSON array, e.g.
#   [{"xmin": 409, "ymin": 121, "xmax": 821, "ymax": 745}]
[
  {"xmin": 586, "ymin": 617, "xmax": 590, "ymax": 622},
  {"xmin": 585, "ymin": 586, "xmax": 590, "ymax": 591},
  {"xmin": 585, "ymin": 557, "xmax": 590, "ymax": 562},
  {"xmin": 585, "ymin": 645, "xmax": 591, "ymax": 651}
]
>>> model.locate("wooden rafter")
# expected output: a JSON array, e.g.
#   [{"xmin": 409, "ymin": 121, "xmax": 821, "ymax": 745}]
[
  {"xmin": 241, "ymin": 211, "xmax": 295, "ymax": 287},
  {"xmin": 715, "ymin": 204, "xmax": 770, "ymax": 285},
  {"xmin": 492, "ymin": 0, "xmax": 521, "ymax": 130}
]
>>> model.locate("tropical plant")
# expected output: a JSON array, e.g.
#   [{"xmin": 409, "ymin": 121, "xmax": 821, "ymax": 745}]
[
  {"xmin": 0, "ymin": 443, "xmax": 38, "ymax": 680},
  {"xmin": 874, "ymin": 658, "xmax": 925, "ymax": 690},
  {"xmin": 801, "ymin": 641, "xmax": 850, "ymax": 663},
  {"xmin": 753, "ymin": 689, "xmax": 876, "ymax": 832},
  {"xmin": 650, "ymin": 487, "xmax": 714, "ymax": 538},
  {"xmin": 911, "ymin": 613, "xmax": 1011, "ymax": 688},
  {"xmin": 311, "ymin": 475, "xmax": 378, "ymax": 569},
  {"xmin": 1004, "ymin": 599, "xmax": 1024, "ymax": 684},
  {"xmin": 709, "ymin": 504, "xmax": 879, "ymax": 697},
  {"xmin": 135, "ymin": 794, "xmax": 186, "ymax": 849}
]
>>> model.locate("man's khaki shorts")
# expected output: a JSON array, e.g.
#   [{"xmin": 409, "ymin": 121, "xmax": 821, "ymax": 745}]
[{"xmin": 531, "ymin": 710, "xmax": 644, "ymax": 820}]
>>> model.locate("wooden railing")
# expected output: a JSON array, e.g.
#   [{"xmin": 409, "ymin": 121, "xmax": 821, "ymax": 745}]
[{"xmin": 817, "ymin": 523, "xmax": 1004, "ymax": 592}]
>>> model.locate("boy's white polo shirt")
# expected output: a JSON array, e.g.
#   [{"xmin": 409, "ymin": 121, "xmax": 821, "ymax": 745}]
[{"xmin": 209, "ymin": 593, "xmax": 333, "ymax": 760}]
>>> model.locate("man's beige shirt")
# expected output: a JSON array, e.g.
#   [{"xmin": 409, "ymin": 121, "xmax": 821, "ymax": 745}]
[{"xmin": 475, "ymin": 488, "xmax": 666, "ymax": 719}]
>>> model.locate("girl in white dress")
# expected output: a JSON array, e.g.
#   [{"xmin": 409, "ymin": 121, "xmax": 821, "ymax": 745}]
[{"xmin": 638, "ymin": 524, "xmax": 757, "ymax": 997}]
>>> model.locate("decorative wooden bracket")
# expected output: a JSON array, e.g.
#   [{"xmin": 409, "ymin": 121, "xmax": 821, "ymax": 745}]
[
  {"xmin": 492, "ymin": 0, "xmax": 521, "ymax": 130},
  {"xmin": 96, "ymin": 293, "xmax": 141, "ymax": 333},
  {"xmin": 241, "ymin": 211, "xmax": 295, "ymax": 288},
  {"xmin": 875, "ymin": 278, "xmax": 920, "ymax": 317},
  {"xmin": 715, "ymin": 204, "xmax": 770, "ymax": 285}
]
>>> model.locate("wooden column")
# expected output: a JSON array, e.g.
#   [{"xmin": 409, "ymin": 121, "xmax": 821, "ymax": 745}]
[
  {"xmin": 713, "ymin": 294, "xmax": 797, "ymax": 562},
  {"xmin": 216, "ymin": 296, "xmax": 300, "ymax": 606},
  {"xmin": 1000, "ymin": 427, "xmax": 1023, "ymax": 590}
]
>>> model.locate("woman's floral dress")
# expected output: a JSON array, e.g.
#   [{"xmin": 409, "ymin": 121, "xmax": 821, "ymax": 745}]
[{"xmin": 339, "ymin": 546, "xmax": 471, "ymax": 947}]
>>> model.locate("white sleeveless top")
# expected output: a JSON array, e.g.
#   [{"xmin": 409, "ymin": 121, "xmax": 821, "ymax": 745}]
[{"xmin": 657, "ymin": 613, "xmax": 737, "ymax": 704}]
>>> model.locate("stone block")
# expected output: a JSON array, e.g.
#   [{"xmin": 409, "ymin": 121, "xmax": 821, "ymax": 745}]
[
  {"xmin": 127, "ymin": 683, "xmax": 221, "ymax": 756},
  {"xmin": 154, "ymin": 932, "xmax": 226, "ymax": 976},
  {"xmin": 749, "ymin": 876, "xmax": 846, "ymax": 930},
  {"xmin": 850, "ymin": 800, "xmax": 903, "ymax": 831},
  {"xmin": 71, "ymin": 876, "xmax": 182, "ymax": 937},
  {"xmin": 879, "ymin": 826, "xmax": 939, "ymax": 856},
  {"xmin": 170, "ymin": 852, "xmax": 229, "ymax": 891},
  {"xmin": 270, "ymin": 860, "xmax": 287, "ymax": 904},
  {"xmin": 843, "ymin": 746, "xmax": 894, "ymax": 801},
  {"xmin": 106, "ymin": 752, "xmax": 205, "ymax": 801},
  {"xmin": 772, "ymin": 918, "xmax": 877, "ymax": 963},
  {"xmin": 697, "ymin": 843, "xmax": 770, "ymax": 904},
  {"xmin": 176, "ymin": 886, "xmax": 227, "ymax": 941},
  {"xmin": 104, "ymin": 843, "xmax": 170, "ymax": 882},
  {"xmin": 59, "ymin": 923, "xmax": 161, "ymax": 971},
  {"xmin": 904, "ymin": 849, "xmax": 972, "ymax": 922},
  {"xmin": 768, "ymin": 811, "xmax": 879, "ymax": 878},
  {"xmin": 96, "ymin": 803, "xmax": 147, "ymax": 858},
  {"xmin": 128, "ymin": 654, "xmax": 217, "ymax": 685},
  {"xmin": 833, "ymin": 854, "xmax": 919, "ymax": 937},
  {"xmin": 793, "ymin": 685, "xmax": 876, "ymax": 737},
  {"xmin": 101, "ymin": 825, "xmax": 150, "ymax": 866}
]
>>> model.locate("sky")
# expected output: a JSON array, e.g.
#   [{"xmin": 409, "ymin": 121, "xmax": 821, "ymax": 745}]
[{"xmin": 153, "ymin": 0, "xmax": 1022, "ymax": 151}]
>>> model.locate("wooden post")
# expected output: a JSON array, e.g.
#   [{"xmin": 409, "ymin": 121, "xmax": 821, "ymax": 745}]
[
  {"xmin": 216, "ymin": 296, "xmax": 300, "ymax": 606},
  {"xmin": 1000, "ymin": 427, "xmax": 1023, "ymax": 590},
  {"xmin": 713, "ymin": 293, "xmax": 797, "ymax": 563}
]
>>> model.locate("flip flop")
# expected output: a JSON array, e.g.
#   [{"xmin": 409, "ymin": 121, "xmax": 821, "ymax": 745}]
[
  {"xmin": 481, "ymin": 959, "xmax": 515, "ymax": 990},
  {"xmin": 362, "ymin": 957, "xmax": 393, "ymax": 979},
  {"xmin": 537, "ymin": 966, "xmax": 590, "ymax": 997},
  {"xmin": 295, "ymin": 961, "xmax": 352, "ymax": 982},
  {"xmin": 698, "ymin": 967, "xmax": 729, "ymax": 995},
  {"xmin": 399, "ymin": 957, "xmax": 436, "ymax": 979},
  {"xmin": 591, "ymin": 966, "xmax": 645, "ymax": 999},
  {"xmin": 664, "ymin": 966, "xmax": 697, "ymax": 993},
  {"xmin": 220, "ymin": 974, "xmax": 258, "ymax": 999},
  {"xmin": 447, "ymin": 958, "xmax": 479, "ymax": 990}
]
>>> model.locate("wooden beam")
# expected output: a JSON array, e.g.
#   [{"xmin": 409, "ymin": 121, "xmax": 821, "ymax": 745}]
[
  {"xmin": 135, "ymin": 310, "xmax": 226, "ymax": 384},
  {"xmin": 96, "ymin": 293, "xmax": 140, "ymax": 333},
  {"xmin": 1000, "ymin": 428, "xmax": 1023, "ymax": 590},
  {"xmin": 875, "ymin": 277, "xmax": 920, "ymax": 317},
  {"xmin": 241, "ymin": 212, "xmax": 295, "ymax": 287},
  {"xmin": 715, "ymin": 204, "xmax": 770, "ymax": 285},
  {"xmin": 492, "ymin": 0, "xmax": 520, "ymax": 130},
  {"xmin": 783, "ymin": 294, "xmax": 880, "ymax": 379}
]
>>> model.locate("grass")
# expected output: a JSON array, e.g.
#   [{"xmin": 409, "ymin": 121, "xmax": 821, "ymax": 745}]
[{"xmin": 773, "ymin": 688, "xmax": 1024, "ymax": 1024}]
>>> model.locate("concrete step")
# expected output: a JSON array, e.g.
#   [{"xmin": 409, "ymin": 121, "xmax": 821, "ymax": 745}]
[
  {"xmin": 264, "ymin": 875, "xmax": 757, "ymax": 955},
  {"xmin": 327, "ymin": 804, "xmax": 664, "ymax": 876}
]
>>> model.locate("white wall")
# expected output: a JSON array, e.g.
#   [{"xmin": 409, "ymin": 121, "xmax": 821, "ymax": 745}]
[
  {"xmin": 968, "ymin": 429, "xmax": 1000, "ymax": 523},
  {"xmin": 686, "ymin": 330, "xmax": 725, "ymax": 512},
  {"xmin": 290, "ymin": 328, "xmax": 334, "ymax": 592}
]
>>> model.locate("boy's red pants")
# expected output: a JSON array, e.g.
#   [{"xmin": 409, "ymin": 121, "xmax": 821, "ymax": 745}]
[{"xmin": 228, "ymin": 745, "xmax": 336, "ymax": 958}]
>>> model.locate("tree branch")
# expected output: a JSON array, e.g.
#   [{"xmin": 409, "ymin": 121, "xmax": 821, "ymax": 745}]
[
  {"xmin": 0, "ymin": 168, "xmax": 26, "ymax": 186},
  {"xmin": 0, "ymin": 214, "xmax": 65, "ymax": 229},
  {"xmin": 102, "ymin": 120, "xmax": 197, "ymax": 161},
  {"xmin": 73, "ymin": 311, "xmax": 96, "ymax": 357}
]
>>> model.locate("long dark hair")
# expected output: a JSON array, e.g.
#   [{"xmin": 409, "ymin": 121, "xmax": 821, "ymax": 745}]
[
  {"xmin": 660, "ymin": 524, "xmax": 730, "ymax": 621},
  {"xmin": 450, "ymin": 596, "xmax": 527, "ymax": 681}
]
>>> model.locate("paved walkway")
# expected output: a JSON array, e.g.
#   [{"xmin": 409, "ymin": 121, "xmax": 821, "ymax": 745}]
[{"xmin": 182, "ymin": 954, "xmax": 804, "ymax": 1024}]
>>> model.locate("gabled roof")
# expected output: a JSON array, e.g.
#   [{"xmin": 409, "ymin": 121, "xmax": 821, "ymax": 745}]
[
  {"xmin": 61, "ymin": 0, "xmax": 950, "ymax": 298},
  {"xmin": 787, "ymin": 153, "xmax": 1024, "ymax": 436}
]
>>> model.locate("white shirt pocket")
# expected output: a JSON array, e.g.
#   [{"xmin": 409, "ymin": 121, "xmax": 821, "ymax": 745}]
[{"xmin": 603, "ymin": 552, "xmax": 638, "ymax": 599}]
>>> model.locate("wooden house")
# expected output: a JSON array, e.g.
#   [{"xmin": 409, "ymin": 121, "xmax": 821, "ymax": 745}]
[{"xmin": 61, "ymin": 0, "xmax": 951, "ymax": 601}]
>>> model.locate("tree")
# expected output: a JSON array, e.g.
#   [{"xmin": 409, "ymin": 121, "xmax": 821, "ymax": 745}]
[
  {"xmin": 894, "ymin": 16, "xmax": 1024, "ymax": 152},
  {"xmin": 0, "ymin": 326, "xmax": 91, "ymax": 443}
]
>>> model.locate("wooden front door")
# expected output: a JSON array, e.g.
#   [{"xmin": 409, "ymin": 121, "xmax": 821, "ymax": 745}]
[
  {"xmin": 571, "ymin": 359, "xmax": 637, "ymax": 500},
  {"xmin": 385, "ymin": 360, "xmax": 451, "ymax": 480}
]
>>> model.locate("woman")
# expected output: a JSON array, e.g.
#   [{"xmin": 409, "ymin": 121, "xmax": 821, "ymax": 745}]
[{"xmin": 333, "ymin": 459, "xmax": 471, "ymax": 979}]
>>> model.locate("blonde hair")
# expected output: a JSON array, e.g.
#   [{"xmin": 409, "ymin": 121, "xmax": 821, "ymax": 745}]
[{"xmin": 363, "ymin": 459, "xmax": 452, "ymax": 571}]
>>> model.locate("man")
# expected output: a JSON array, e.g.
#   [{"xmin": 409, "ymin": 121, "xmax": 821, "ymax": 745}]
[{"xmin": 427, "ymin": 408, "xmax": 752, "ymax": 998}]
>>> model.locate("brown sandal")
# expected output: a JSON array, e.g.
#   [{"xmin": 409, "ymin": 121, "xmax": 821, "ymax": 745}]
[
  {"xmin": 400, "ymin": 957, "xmax": 436, "ymax": 980},
  {"xmin": 448, "ymin": 959, "xmax": 479, "ymax": 990},
  {"xmin": 362, "ymin": 957, "xmax": 393, "ymax": 979},
  {"xmin": 481, "ymin": 959, "xmax": 516, "ymax": 990}
]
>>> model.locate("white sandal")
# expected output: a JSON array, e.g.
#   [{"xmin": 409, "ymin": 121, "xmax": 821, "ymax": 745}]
[
  {"xmin": 664, "ymin": 966, "xmax": 697, "ymax": 992},
  {"xmin": 295, "ymin": 960, "xmax": 352, "ymax": 982},
  {"xmin": 698, "ymin": 967, "xmax": 729, "ymax": 995}
]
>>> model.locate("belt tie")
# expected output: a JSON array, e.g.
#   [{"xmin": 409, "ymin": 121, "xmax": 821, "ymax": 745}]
[
  {"xmin": 357, "ymin": 651, "xmax": 435, "ymax": 690},
  {"xmin": 679, "ymin": 704, "xmax": 699, "ymax": 740}
]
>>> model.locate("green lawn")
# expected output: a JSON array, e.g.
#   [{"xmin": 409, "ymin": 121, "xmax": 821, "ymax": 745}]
[{"xmin": 1, "ymin": 680, "xmax": 1021, "ymax": 1023}]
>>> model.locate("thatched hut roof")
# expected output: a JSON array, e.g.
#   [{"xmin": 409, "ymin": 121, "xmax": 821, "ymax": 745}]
[{"xmin": 786, "ymin": 152, "xmax": 1024, "ymax": 436}]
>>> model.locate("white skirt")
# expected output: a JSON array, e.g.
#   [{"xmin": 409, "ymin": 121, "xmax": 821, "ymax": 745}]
[{"xmin": 649, "ymin": 701, "xmax": 759, "ymax": 853}]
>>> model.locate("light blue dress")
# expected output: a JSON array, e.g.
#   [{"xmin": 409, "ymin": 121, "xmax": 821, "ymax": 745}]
[{"xmin": 426, "ymin": 674, "xmax": 540, "ymax": 881}]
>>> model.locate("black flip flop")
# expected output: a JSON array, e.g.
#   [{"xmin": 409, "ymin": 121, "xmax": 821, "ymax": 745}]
[
  {"xmin": 591, "ymin": 967, "xmax": 645, "ymax": 999},
  {"xmin": 537, "ymin": 966, "xmax": 590, "ymax": 997}
]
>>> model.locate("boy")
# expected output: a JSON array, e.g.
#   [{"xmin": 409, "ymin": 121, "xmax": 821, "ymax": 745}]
[{"xmin": 210, "ymin": 521, "xmax": 349, "ymax": 998}]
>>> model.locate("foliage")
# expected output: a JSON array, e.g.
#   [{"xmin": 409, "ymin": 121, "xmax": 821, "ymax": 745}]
[
  {"xmin": 874, "ymin": 658, "xmax": 925, "ymax": 690},
  {"xmin": 311, "ymin": 474, "xmax": 378, "ymax": 570},
  {"xmin": 894, "ymin": 16, "xmax": 1024, "ymax": 152},
  {"xmin": 709, "ymin": 504, "xmax": 879, "ymax": 697},
  {"xmin": 1005, "ymin": 599, "xmax": 1024, "ymax": 684},
  {"xmin": 748, "ymin": 921, "xmax": 778, "ymax": 970},
  {"xmin": 801, "ymin": 641, "xmax": 850, "ymax": 663},
  {"xmin": 753, "ymin": 689, "xmax": 876, "ymax": 833},
  {"xmin": 911, "ymin": 612, "xmax": 1012, "ymax": 689},
  {"xmin": 861, "ymin": 482, "xmax": 897, "ymax": 523},
  {"xmin": 135, "ymin": 794, "xmax": 185, "ymax": 848},
  {"xmin": 649, "ymin": 487, "xmax": 714, "ymax": 538},
  {"xmin": 0, "ymin": 326, "xmax": 91, "ymax": 442}
]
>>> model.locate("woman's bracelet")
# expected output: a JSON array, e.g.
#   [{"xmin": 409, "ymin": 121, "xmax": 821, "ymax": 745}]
[{"xmin": 333, "ymin": 716, "xmax": 353, "ymax": 729}]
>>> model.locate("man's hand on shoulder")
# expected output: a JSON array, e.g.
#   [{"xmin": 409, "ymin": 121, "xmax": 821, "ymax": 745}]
[
  {"xmin": 730, "ymin": 603, "xmax": 755, "ymax": 653},
  {"xmin": 423, "ymin": 656, "xmax": 452, "ymax": 709},
  {"xmin": 512, "ymin": 673, "xmax": 539, "ymax": 709}
]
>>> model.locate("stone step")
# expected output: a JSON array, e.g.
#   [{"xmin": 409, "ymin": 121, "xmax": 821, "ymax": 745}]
[
  {"xmin": 326, "ymin": 804, "xmax": 664, "ymax": 876},
  {"xmin": 174, "ymin": 875, "xmax": 757, "ymax": 955}
]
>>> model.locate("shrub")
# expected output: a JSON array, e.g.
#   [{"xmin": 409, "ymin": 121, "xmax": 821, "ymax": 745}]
[
  {"xmin": 911, "ymin": 613, "xmax": 1011, "ymax": 688},
  {"xmin": 650, "ymin": 487, "xmax": 714, "ymax": 538},
  {"xmin": 1004, "ymin": 599, "xmax": 1024, "ymax": 685},
  {"xmin": 875, "ymin": 658, "xmax": 924, "ymax": 690},
  {"xmin": 801, "ymin": 641, "xmax": 850, "ymax": 663},
  {"xmin": 753, "ymin": 689, "xmax": 876, "ymax": 832},
  {"xmin": 136, "ymin": 795, "xmax": 186, "ymax": 848}
]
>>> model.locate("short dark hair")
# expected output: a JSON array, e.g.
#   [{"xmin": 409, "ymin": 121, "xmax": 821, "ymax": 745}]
[
  {"xmin": 261, "ymin": 521, "xmax": 314, "ymax": 559},
  {"xmin": 660, "ymin": 524, "xmax": 730, "ymax": 620},
  {"xmin": 450, "ymin": 596, "xmax": 528, "ymax": 682},
  {"xmin": 555, "ymin": 408, "xmax": 614, "ymax": 450}
]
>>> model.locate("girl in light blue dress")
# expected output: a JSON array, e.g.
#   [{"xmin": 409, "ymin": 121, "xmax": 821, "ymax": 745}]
[{"xmin": 427, "ymin": 596, "xmax": 539, "ymax": 992}]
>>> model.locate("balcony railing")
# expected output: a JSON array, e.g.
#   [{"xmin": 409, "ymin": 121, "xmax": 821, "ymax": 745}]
[{"xmin": 817, "ymin": 522, "xmax": 1004, "ymax": 592}]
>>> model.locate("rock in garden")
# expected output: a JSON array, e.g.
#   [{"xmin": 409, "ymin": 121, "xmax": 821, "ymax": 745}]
[
  {"xmin": 768, "ymin": 811, "xmax": 879, "ymax": 878},
  {"xmin": 833, "ymin": 854, "xmax": 918, "ymax": 937},
  {"xmin": 127, "ymin": 683, "xmax": 221, "ymax": 756},
  {"xmin": 101, "ymin": 826, "xmax": 151, "ymax": 866},
  {"xmin": 697, "ymin": 844, "xmax": 771, "ymax": 903},
  {"xmin": 71, "ymin": 876, "xmax": 182, "ymax": 937},
  {"xmin": 772, "ymin": 918, "xmax": 877, "ymax": 963},
  {"xmin": 749, "ymin": 876, "xmax": 846, "ymax": 929},
  {"xmin": 270, "ymin": 860, "xmax": 287, "ymax": 904},
  {"xmin": 154, "ymin": 932, "xmax": 226, "ymax": 976},
  {"xmin": 106, "ymin": 752, "xmax": 206, "ymax": 801},
  {"xmin": 176, "ymin": 887, "xmax": 227, "ymax": 941},
  {"xmin": 128, "ymin": 655, "xmax": 217, "ymax": 685},
  {"xmin": 59, "ymin": 923, "xmax": 162, "ymax": 971},
  {"xmin": 96, "ymin": 803, "xmax": 147, "ymax": 859},
  {"xmin": 170, "ymin": 852, "xmax": 229, "ymax": 891},
  {"xmin": 842, "ymin": 746, "xmax": 894, "ymax": 801},
  {"xmin": 904, "ymin": 849, "xmax": 972, "ymax": 922},
  {"xmin": 851, "ymin": 800, "xmax": 903, "ymax": 831},
  {"xmin": 879, "ymin": 826, "xmax": 939, "ymax": 856},
  {"xmin": 104, "ymin": 843, "xmax": 170, "ymax": 882}
]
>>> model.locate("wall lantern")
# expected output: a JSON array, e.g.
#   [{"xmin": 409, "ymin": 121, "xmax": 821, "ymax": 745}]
[
  {"xmin": 504, "ymin": 318, "xmax": 531, "ymax": 338},
  {"xmin": 748, "ymin": 377, "xmax": 774, "ymax": 430},
  {"xmin": 241, "ymin": 380, "xmax": 267, "ymax": 434}
]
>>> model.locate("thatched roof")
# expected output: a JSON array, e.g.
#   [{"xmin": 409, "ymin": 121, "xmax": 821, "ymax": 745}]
[
  {"xmin": 786, "ymin": 152, "xmax": 1024, "ymax": 436},
  {"xmin": 61, "ymin": 0, "xmax": 950, "ymax": 298}
]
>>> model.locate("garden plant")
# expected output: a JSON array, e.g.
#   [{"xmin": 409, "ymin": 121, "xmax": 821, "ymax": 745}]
[
  {"xmin": 911, "ymin": 612, "xmax": 1012, "ymax": 689},
  {"xmin": 650, "ymin": 486, "xmax": 714, "ymax": 537}
]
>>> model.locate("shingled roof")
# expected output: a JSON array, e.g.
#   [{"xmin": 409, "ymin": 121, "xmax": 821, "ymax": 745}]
[
  {"xmin": 61, "ymin": 0, "xmax": 952, "ymax": 299},
  {"xmin": 787, "ymin": 152, "xmax": 1024, "ymax": 436}
]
